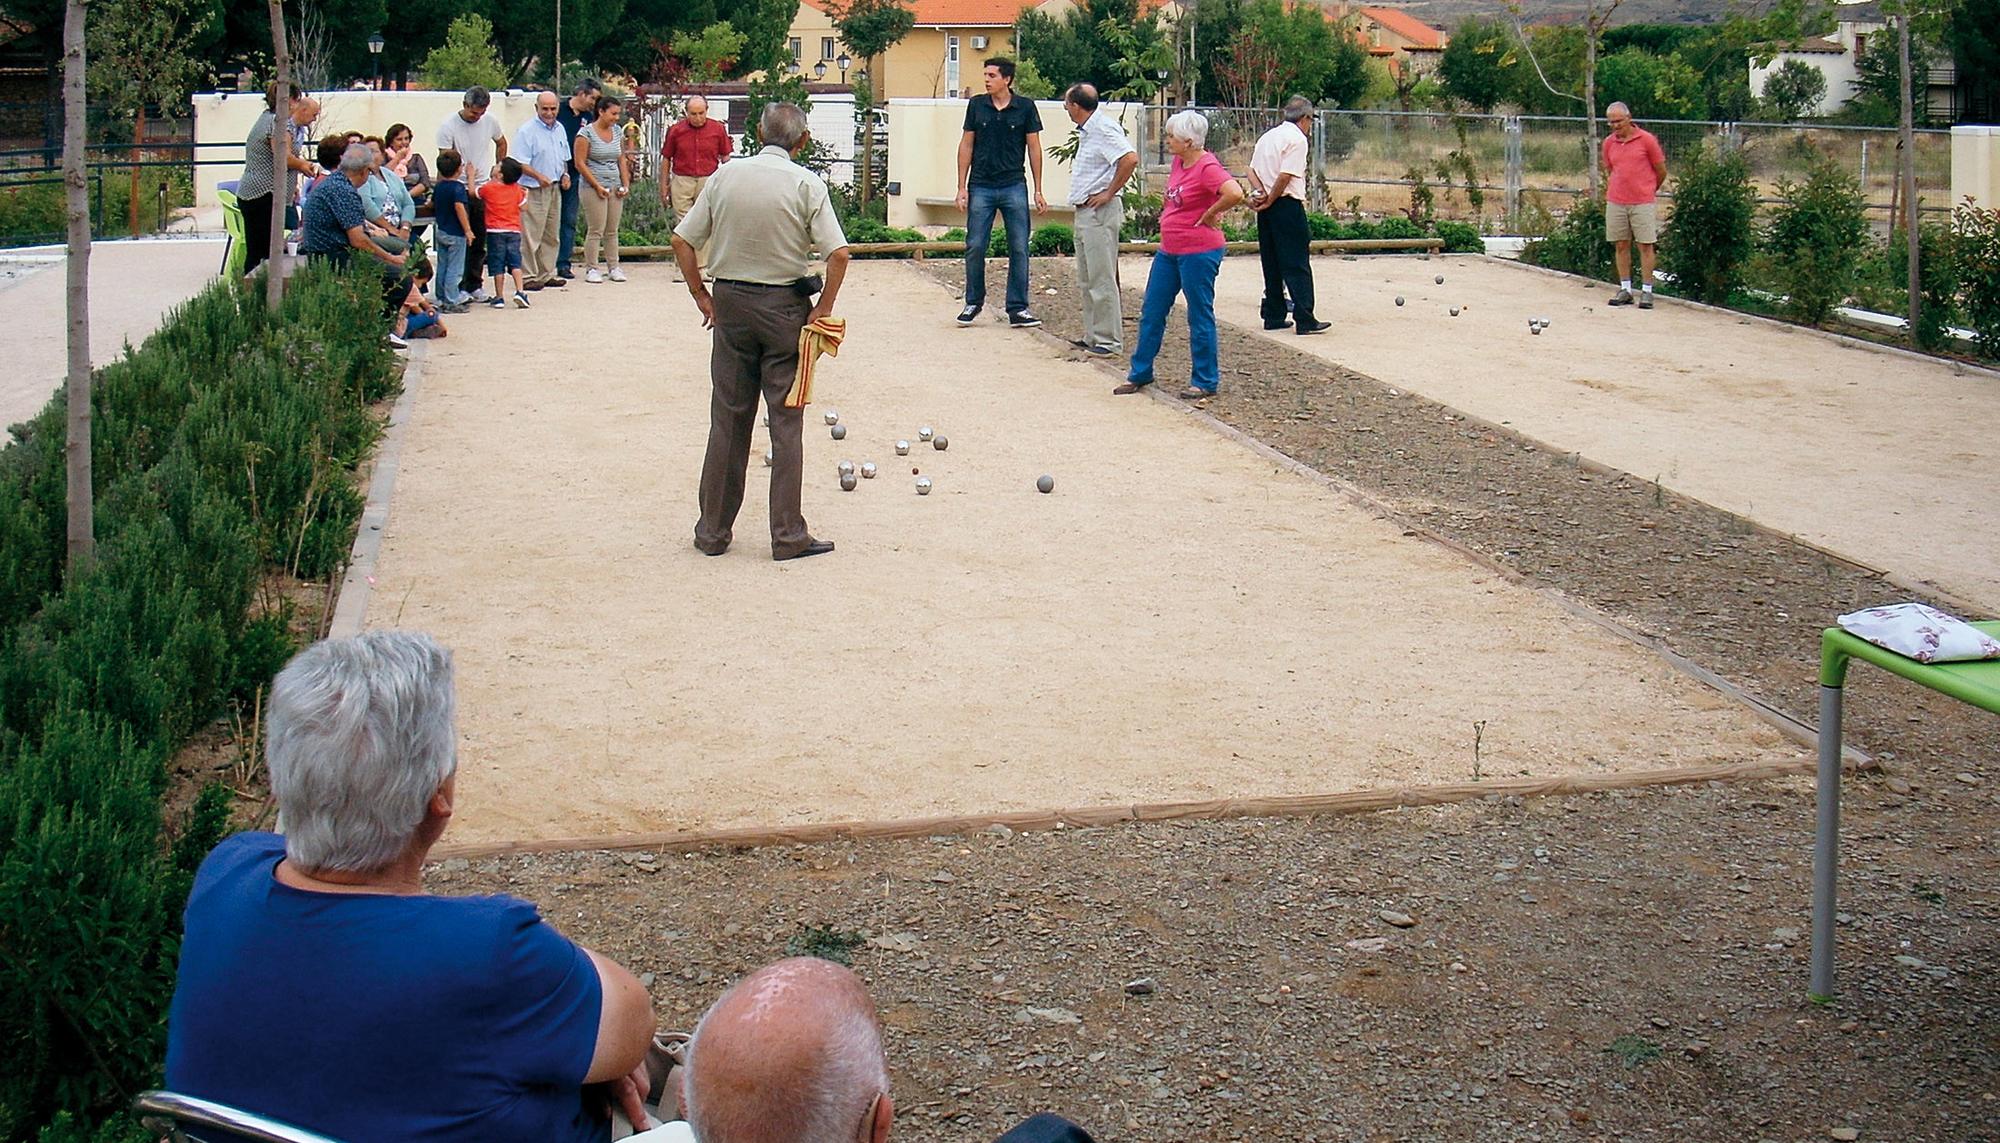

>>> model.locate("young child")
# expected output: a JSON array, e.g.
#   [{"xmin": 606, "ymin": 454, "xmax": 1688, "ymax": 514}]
[
  {"xmin": 395, "ymin": 260, "xmax": 447, "ymax": 340},
  {"xmin": 477, "ymin": 156, "xmax": 530, "ymax": 309},
  {"xmin": 429, "ymin": 151, "xmax": 472, "ymax": 312}
]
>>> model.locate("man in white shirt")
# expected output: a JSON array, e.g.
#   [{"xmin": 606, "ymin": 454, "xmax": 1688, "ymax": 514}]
[
  {"xmin": 1247, "ymin": 96, "xmax": 1328, "ymax": 335},
  {"xmin": 435, "ymin": 86, "xmax": 509, "ymax": 300},
  {"xmin": 512, "ymin": 92, "xmax": 574, "ymax": 289},
  {"xmin": 1062, "ymin": 84, "xmax": 1137, "ymax": 357}
]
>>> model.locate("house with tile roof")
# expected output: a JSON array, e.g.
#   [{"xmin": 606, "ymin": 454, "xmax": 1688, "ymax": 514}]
[
  {"xmin": 787, "ymin": 0, "xmax": 1044, "ymax": 101},
  {"xmin": 1322, "ymin": 3, "xmax": 1448, "ymax": 76},
  {"xmin": 1748, "ymin": 9, "xmax": 1884, "ymax": 117}
]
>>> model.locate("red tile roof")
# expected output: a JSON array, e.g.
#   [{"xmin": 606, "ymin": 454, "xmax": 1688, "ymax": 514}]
[
  {"xmin": 1359, "ymin": 6, "xmax": 1445, "ymax": 50},
  {"xmin": 800, "ymin": 0, "xmax": 1036, "ymax": 25}
]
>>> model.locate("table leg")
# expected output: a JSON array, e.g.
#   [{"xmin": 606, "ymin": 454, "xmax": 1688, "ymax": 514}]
[{"xmin": 1810, "ymin": 682, "xmax": 1844, "ymax": 999}]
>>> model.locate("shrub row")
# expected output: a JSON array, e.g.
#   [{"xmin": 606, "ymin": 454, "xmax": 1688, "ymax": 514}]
[
  {"xmin": 0, "ymin": 263, "xmax": 400, "ymax": 1142},
  {"xmin": 1524, "ymin": 141, "xmax": 2000, "ymax": 359}
]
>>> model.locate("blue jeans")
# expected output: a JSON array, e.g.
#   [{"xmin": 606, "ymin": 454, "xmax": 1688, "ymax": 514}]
[
  {"xmin": 557, "ymin": 180, "xmax": 580, "ymax": 274},
  {"xmin": 1127, "ymin": 247, "xmax": 1224, "ymax": 393},
  {"xmin": 434, "ymin": 231, "xmax": 467, "ymax": 304},
  {"xmin": 964, "ymin": 181, "xmax": 1030, "ymax": 314}
]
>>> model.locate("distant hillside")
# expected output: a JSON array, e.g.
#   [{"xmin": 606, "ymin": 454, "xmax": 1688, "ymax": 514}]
[{"xmin": 1360, "ymin": 1, "xmax": 1734, "ymax": 27}]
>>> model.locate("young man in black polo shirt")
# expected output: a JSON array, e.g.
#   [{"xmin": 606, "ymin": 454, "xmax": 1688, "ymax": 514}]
[{"xmin": 954, "ymin": 57, "xmax": 1046, "ymax": 328}]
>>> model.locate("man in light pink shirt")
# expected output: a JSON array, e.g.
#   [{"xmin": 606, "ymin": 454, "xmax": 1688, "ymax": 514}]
[
  {"xmin": 1247, "ymin": 97, "xmax": 1327, "ymax": 335},
  {"xmin": 1601, "ymin": 101, "xmax": 1668, "ymax": 309}
]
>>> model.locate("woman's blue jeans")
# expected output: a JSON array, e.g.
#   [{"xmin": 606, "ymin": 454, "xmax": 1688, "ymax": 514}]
[
  {"xmin": 1127, "ymin": 247, "xmax": 1224, "ymax": 392},
  {"xmin": 964, "ymin": 181, "xmax": 1030, "ymax": 315}
]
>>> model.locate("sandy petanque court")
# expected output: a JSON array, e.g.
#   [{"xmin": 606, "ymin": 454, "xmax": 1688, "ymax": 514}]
[{"xmin": 363, "ymin": 259, "xmax": 1804, "ymax": 851}]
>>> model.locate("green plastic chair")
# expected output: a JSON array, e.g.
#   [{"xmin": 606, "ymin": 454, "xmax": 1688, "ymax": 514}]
[
  {"xmin": 217, "ymin": 187, "xmax": 247, "ymax": 279},
  {"xmin": 1810, "ymin": 619, "xmax": 2000, "ymax": 998}
]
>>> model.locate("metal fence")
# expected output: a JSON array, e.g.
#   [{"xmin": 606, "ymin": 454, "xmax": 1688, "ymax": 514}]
[{"xmin": 1139, "ymin": 106, "xmax": 1954, "ymax": 230}]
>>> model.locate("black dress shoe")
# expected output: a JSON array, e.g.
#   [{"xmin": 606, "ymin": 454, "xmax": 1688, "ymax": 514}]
[
  {"xmin": 1296, "ymin": 319, "xmax": 1332, "ymax": 335},
  {"xmin": 1263, "ymin": 319, "xmax": 1292, "ymax": 330},
  {"xmin": 694, "ymin": 540, "xmax": 729, "ymax": 556},
  {"xmin": 774, "ymin": 539, "xmax": 835, "ymax": 561}
]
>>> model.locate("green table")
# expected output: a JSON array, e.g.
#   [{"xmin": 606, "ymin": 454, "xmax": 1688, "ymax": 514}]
[{"xmin": 1812, "ymin": 620, "xmax": 2000, "ymax": 998}]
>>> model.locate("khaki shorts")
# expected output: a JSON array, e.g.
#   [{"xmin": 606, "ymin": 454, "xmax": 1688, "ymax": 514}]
[{"xmin": 1605, "ymin": 201, "xmax": 1658, "ymax": 245}]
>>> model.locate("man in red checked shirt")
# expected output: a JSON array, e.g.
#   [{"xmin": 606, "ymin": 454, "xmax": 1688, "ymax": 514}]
[{"xmin": 663, "ymin": 96, "xmax": 732, "ymax": 275}]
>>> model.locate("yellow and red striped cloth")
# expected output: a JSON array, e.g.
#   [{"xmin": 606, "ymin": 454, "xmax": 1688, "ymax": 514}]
[{"xmin": 786, "ymin": 316, "xmax": 846, "ymax": 408}]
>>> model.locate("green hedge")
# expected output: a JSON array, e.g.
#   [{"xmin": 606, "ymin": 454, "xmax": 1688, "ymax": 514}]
[{"xmin": 0, "ymin": 263, "xmax": 399, "ymax": 1142}]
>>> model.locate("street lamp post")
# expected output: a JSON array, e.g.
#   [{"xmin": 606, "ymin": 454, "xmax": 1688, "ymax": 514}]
[
  {"xmin": 837, "ymin": 53, "xmax": 851, "ymax": 84},
  {"xmin": 367, "ymin": 32, "xmax": 384, "ymax": 91},
  {"xmin": 814, "ymin": 59, "xmax": 827, "ymax": 81}
]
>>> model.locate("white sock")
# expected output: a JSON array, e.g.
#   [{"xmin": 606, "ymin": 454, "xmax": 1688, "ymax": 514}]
[
  {"xmin": 1642, "ymin": 283, "xmax": 1653, "ymax": 293},
  {"xmin": 1620, "ymin": 279, "xmax": 1632, "ymax": 291}
]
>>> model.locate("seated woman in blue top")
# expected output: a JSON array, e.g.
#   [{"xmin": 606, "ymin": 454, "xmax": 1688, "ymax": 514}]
[
  {"xmin": 165, "ymin": 630, "xmax": 659, "ymax": 1142},
  {"xmin": 359, "ymin": 134, "xmax": 418, "ymax": 254}
]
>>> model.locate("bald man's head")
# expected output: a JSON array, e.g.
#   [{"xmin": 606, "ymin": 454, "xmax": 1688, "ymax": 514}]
[{"xmin": 684, "ymin": 958, "xmax": 892, "ymax": 1143}]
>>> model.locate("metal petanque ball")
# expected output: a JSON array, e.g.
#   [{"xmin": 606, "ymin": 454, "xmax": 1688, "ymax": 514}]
[
  {"xmin": 831, "ymin": 424, "xmax": 847, "ymax": 440},
  {"xmin": 837, "ymin": 460, "xmax": 855, "ymax": 475},
  {"xmin": 840, "ymin": 473, "xmax": 858, "ymax": 491},
  {"xmin": 1449, "ymin": 306, "xmax": 1460, "ymax": 317},
  {"xmin": 1435, "ymin": 275, "xmax": 1445, "ymax": 285},
  {"xmin": 1036, "ymin": 474, "xmax": 1054, "ymax": 494},
  {"xmin": 932, "ymin": 435, "xmax": 949, "ymax": 451},
  {"xmin": 918, "ymin": 426, "xmax": 935, "ymax": 442},
  {"xmin": 824, "ymin": 410, "xmax": 840, "ymax": 426},
  {"xmin": 861, "ymin": 462, "xmax": 877, "ymax": 478},
  {"xmin": 762, "ymin": 413, "xmax": 770, "ymax": 427},
  {"xmin": 763, "ymin": 449, "xmax": 774, "ymax": 467},
  {"xmin": 895, "ymin": 440, "xmax": 910, "ymax": 455},
  {"xmin": 1530, "ymin": 324, "xmax": 1543, "ymax": 336},
  {"xmin": 916, "ymin": 476, "xmax": 933, "ymax": 495},
  {"xmin": 1394, "ymin": 296, "xmax": 1405, "ymax": 307}
]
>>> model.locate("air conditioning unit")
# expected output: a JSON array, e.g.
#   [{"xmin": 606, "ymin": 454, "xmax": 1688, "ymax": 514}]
[{"xmin": 971, "ymin": 35, "xmax": 988, "ymax": 49}]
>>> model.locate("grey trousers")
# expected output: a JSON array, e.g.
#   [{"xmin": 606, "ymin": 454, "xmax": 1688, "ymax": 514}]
[
  {"xmin": 696, "ymin": 282, "xmax": 815, "ymax": 557},
  {"xmin": 1072, "ymin": 198, "xmax": 1124, "ymax": 351}
]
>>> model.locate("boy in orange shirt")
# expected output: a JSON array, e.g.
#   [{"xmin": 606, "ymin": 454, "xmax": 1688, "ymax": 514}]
[{"xmin": 478, "ymin": 157, "xmax": 530, "ymax": 309}]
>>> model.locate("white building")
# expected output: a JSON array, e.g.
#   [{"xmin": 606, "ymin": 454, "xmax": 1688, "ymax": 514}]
[{"xmin": 1749, "ymin": 11, "xmax": 1884, "ymax": 118}]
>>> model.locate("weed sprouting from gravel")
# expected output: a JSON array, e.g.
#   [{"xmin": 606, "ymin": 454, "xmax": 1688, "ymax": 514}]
[
  {"xmin": 786, "ymin": 924, "xmax": 864, "ymax": 965},
  {"xmin": 1607, "ymin": 1035, "xmax": 1663, "ymax": 1068}
]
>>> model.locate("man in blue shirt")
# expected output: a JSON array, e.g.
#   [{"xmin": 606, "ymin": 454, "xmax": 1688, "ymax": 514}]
[
  {"xmin": 513, "ymin": 91, "xmax": 575, "ymax": 290},
  {"xmin": 166, "ymin": 631, "xmax": 659, "ymax": 1142},
  {"xmin": 555, "ymin": 78, "xmax": 603, "ymax": 280}
]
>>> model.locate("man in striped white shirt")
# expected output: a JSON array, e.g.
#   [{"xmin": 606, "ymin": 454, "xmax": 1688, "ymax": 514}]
[{"xmin": 1063, "ymin": 84, "xmax": 1137, "ymax": 357}]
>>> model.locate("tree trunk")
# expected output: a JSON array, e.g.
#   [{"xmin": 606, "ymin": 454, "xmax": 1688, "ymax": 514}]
[
  {"xmin": 1584, "ymin": 29, "xmax": 1600, "ymax": 200},
  {"xmin": 128, "ymin": 106, "xmax": 145, "ymax": 236},
  {"xmin": 267, "ymin": 0, "xmax": 293, "ymax": 312},
  {"xmin": 1900, "ymin": 12, "xmax": 1919, "ymax": 336},
  {"xmin": 860, "ymin": 58, "xmax": 876, "ymax": 208},
  {"xmin": 62, "ymin": 0, "xmax": 93, "ymax": 573}
]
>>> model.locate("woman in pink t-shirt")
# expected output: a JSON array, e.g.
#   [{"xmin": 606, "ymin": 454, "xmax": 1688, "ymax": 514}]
[{"xmin": 1116, "ymin": 109, "xmax": 1245, "ymax": 400}]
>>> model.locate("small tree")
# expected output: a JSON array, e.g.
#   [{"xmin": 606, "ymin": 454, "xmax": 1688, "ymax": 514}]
[
  {"xmin": 1438, "ymin": 16, "xmax": 1517, "ymax": 112},
  {"xmin": 1761, "ymin": 58, "xmax": 1828, "ymax": 120},
  {"xmin": 1658, "ymin": 141, "xmax": 1756, "ymax": 304},
  {"xmin": 670, "ymin": 21, "xmax": 748, "ymax": 84},
  {"xmin": 422, "ymin": 13, "xmax": 509, "ymax": 92},
  {"xmin": 87, "ymin": 0, "xmax": 207, "ymax": 236},
  {"xmin": 1765, "ymin": 153, "xmax": 1869, "ymax": 324},
  {"xmin": 827, "ymin": 0, "xmax": 914, "ymax": 207}
]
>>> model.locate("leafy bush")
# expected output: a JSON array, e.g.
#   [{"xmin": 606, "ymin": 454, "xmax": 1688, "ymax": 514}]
[
  {"xmin": 1763, "ymin": 154, "xmax": 1869, "ymax": 324},
  {"xmin": 0, "ymin": 263, "xmax": 397, "ymax": 1141},
  {"xmin": 1521, "ymin": 198, "xmax": 1615, "ymax": 282},
  {"xmin": 1432, "ymin": 219, "xmax": 1483, "ymax": 253},
  {"xmin": 1119, "ymin": 191, "xmax": 1163, "ymax": 240},
  {"xmin": 1658, "ymin": 142, "xmax": 1756, "ymax": 304},
  {"xmin": 844, "ymin": 217, "xmax": 925, "ymax": 255},
  {"xmin": 1953, "ymin": 198, "xmax": 2000, "ymax": 358},
  {"xmin": 1028, "ymin": 225, "xmax": 1075, "ymax": 256},
  {"xmin": 3, "ymin": 167, "xmax": 196, "ymax": 247},
  {"xmin": 1377, "ymin": 216, "xmax": 1424, "ymax": 240}
]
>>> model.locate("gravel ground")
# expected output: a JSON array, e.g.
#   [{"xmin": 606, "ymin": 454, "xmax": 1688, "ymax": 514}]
[{"xmin": 431, "ymin": 257, "xmax": 1998, "ymax": 1142}]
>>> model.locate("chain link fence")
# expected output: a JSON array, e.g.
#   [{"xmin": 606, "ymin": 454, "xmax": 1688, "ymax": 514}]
[{"xmin": 1138, "ymin": 106, "xmax": 1954, "ymax": 232}]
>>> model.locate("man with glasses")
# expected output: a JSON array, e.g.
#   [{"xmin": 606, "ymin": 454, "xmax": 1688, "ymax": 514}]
[
  {"xmin": 513, "ymin": 92, "xmax": 574, "ymax": 290},
  {"xmin": 1602, "ymin": 101, "xmax": 1668, "ymax": 310},
  {"xmin": 555, "ymin": 78, "xmax": 603, "ymax": 281}
]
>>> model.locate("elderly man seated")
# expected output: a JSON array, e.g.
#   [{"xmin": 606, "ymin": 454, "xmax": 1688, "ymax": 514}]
[
  {"xmin": 165, "ymin": 630, "xmax": 658, "ymax": 1142},
  {"xmin": 650, "ymin": 957, "xmax": 1093, "ymax": 1143}
]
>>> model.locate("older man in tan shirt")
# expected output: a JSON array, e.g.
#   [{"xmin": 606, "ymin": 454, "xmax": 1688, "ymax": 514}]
[{"xmin": 672, "ymin": 102, "xmax": 850, "ymax": 562}]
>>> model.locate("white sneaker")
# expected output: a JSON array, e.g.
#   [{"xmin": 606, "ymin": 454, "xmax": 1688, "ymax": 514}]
[
  {"xmin": 585, "ymin": 268, "xmax": 604, "ymax": 284},
  {"xmin": 607, "ymin": 267, "xmax": 627, "ymax": 282},
  {"xmin": 469, "ymin": 289, "xmax": 492, "ymax": 303}
]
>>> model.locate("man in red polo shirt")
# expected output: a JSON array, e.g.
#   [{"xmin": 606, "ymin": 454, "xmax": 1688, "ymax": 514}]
[
  {"xmin": 1602, "ymin": 101, "xmax": 1668, "ymax": 310},
  {"xmin": 663, "ymin": 96, "xmax": 732, "ymax": 275}
]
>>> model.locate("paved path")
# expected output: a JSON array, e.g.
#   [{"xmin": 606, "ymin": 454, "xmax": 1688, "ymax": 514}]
[
  {"xmin": 362, "ymin": 261, "xmax": 1794, "ymax": 847},
  {"xmin": 1174, "ymin": 253, "xmax": 2000, "ymax": 611},
  {"xmin": 2, "ymin": 240, "xmax": 222, "ymax": 430}
]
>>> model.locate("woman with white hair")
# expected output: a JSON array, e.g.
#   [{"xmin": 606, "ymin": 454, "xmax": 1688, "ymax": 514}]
[
  {"xmin": 165, "ymin": 630, "xmax": 660, "ymax": 1142},
  {"xmin": 1114, "ymin": 108, "xmax": 1245, "ymax": 401}
]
